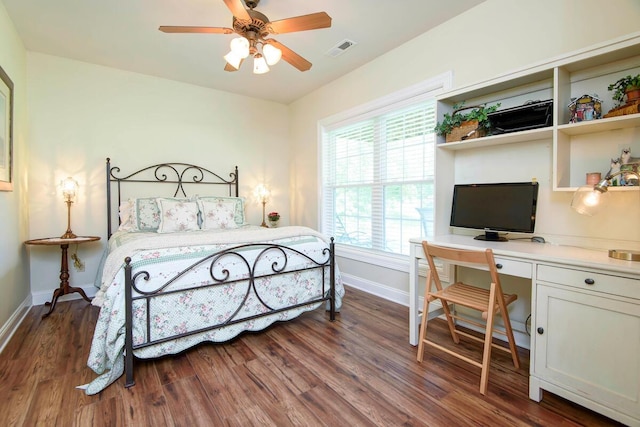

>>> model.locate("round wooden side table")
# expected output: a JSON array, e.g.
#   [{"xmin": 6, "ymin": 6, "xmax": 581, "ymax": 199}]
[{"xmin": 25, "ymin": 236, "xmax": 101, "ymax": 318}]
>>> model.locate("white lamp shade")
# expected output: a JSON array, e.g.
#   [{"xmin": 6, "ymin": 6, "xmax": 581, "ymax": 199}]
[
  {"xmin": 262, "ymin": 43, "xmax": 282, "ymax": 66},
  {"xmin": 224, "ymin": 50, "xmax": 243, "ymax": 70},
  {"xmin": 571, "ymin": 185, "xmax": 609, "ymax": 216},
  {"xmin": 253, "ymin": 54, "xmax": 270, "ymax": 74},
  {"xmin": 229, "ymin": 37, "xmax": 250, "ymax": 58}
]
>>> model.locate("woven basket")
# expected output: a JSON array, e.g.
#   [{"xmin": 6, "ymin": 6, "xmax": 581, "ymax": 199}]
[
  {"xmin": 444, "ymin": 105, "xmax": 487, "ymax": 143},
  {"xmin": 445, "ymin": 120, "xmax": 486, "ymax": 142}
]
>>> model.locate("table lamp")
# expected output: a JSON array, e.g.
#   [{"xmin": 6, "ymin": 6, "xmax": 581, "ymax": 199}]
[
  {"xmin": 571, "ymin": 169, "xmax": 640, "ymax": 261},
  {"xmin": 60, "ymin": 177, "xmax": 79, "ymax": 239},
  {"xmin": 254, "ymin": 184, "xmax": 270, "ymax": 228}
]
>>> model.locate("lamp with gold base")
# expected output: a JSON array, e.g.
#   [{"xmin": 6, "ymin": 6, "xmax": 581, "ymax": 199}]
[
  {"xmin": 254, "ymin": 183, "xmax": 271, "ymax": 228},
  {"xmin": 60, "ymin": 177, "xmax": 79, "ymax": 239},
  {"xmin": 571, "ymin": 170, "xmax": 640, "ymax": 261}
]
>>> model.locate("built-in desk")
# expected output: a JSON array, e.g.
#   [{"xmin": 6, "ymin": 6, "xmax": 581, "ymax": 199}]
[{"xmin": 409, "ymin": 235, "xmax": 640, "ymax": 427}]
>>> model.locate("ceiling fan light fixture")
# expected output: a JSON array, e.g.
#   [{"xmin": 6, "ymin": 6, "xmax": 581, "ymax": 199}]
[
  {"xmin": 229, "ymin": 36, "xmax": 250, "ymax": 58},
  {"xmin": 253, "ymin": 53, "xmax": 270, "ymax": 74},
  {"xmin": 262, "ymin": 43, "xmax": 282, "ymax": 66},
  {"xmin": 224, "ymin": 50, "xmax": 243, "ymax": 70}
]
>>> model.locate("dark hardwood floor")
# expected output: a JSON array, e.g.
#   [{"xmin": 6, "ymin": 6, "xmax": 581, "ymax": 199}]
[{"xmin": 0, "ymin": 286, "xmax": 624, "ymax": 426}]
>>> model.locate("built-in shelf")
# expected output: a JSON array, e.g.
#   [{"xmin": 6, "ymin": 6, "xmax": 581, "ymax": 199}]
[
  {"xmin": 435, "ymin": 32, "xmax": 640, "ymax": 192},
  {"xmin": 557, "ymin": 113, "xmax": 640, "ymax": 136},
  {"xmin": 554, "ymin": 184, "xmax": 639, "ymax": 193},
  {"xmin": 437, "ymin": 127, "xmax": 553, "ymax": 151}
]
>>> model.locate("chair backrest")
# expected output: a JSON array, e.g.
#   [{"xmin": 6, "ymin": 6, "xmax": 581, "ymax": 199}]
[{"xmin": 421, "ymin": 241, "xmax": 502, "ymax": 294}]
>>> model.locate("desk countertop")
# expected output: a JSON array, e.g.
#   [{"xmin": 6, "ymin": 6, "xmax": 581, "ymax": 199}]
[{"xmin": 410, "ymin": 235, "xmax": 640, "ymax": 277}]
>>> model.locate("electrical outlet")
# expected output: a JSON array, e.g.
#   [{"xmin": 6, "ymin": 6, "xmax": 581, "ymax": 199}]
[{"xmin": 71, "ymin": 253, "xmax": 85, "ymax": 272}]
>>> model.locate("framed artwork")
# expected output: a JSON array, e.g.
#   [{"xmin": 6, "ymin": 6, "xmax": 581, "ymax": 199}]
[{"xmin": 0, "ymin": 64, "xmax": 13, "ymax": 192}]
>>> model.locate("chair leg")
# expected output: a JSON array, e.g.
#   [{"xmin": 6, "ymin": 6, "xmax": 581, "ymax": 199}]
[
  {"xmin": 416, "ymin": 288, "xmax": 431, "ymax": 362},
  {"xmin": 479, "ymin": 283, "xmax": 497, "ymax": 395},
  {"xmin": 440, "ymin": 293, "xmax": 459, "ymax": 344},
  {"xmin": 497, "ymin": 296, "xmax": 521, "ymax": 369}
]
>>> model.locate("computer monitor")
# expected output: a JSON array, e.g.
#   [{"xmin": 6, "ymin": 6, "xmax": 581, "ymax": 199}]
[{"xmin": 450, "ymin": 182, "xmax": 539, "ymax": 242}]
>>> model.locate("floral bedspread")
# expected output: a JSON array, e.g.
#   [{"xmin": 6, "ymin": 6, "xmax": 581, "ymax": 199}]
[{"xmin": 81, "ymin": 226, "xmax": 344, "ymax": 395}]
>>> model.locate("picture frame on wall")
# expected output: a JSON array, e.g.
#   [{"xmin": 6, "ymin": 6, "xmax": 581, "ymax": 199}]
[{"xmin": 0, "ymin": 64, "xmax": 14, "ymax": 192}]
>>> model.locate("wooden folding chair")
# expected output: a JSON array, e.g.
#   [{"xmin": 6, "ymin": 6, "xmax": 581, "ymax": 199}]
[{"xmin": 416, "ymin": 241, "xmax": 520, "ymax": 395}]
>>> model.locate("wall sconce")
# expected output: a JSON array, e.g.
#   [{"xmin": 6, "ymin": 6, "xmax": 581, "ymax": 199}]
[
  {"xmin": 571, "ymin": 170, "xmax": 640, "ymax": 261},
  {"xmin": 254, "ymin": 183, "xmax": 271, "ymax": 227},
  {"xmin": 60, "ymin": 177, "xmax": 79, "ymax": 239}
]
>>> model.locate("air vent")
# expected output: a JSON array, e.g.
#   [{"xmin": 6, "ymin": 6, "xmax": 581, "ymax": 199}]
[{"xmin": 325, "ymin": 39, "xmax": 357, "ymax": 57}]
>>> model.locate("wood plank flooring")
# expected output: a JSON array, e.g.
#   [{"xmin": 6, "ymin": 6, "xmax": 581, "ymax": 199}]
[{"xmin": 0, "ymin": 286, "xmax": 625, "ymax": 426}]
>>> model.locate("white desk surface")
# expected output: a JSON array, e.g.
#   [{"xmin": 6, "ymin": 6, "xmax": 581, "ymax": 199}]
[{"xmin": 410, "ymin": 235, "xmax": 640, "ymax": 277}]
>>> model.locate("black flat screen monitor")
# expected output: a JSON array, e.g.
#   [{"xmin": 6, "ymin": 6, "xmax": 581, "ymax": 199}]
[{"xmin": 450, "ymin": 182, "xmax": 539, "ymax": 242}]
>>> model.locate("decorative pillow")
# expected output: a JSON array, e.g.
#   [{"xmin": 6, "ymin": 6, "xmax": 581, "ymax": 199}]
[
  {"xmin": 134, "ymin": 197, "xmax": 162, "ymax": 232},
  {"xmin": 197, "ymin": 200, "xmax": 239, "ymax": 230},
  {"xmin": 117, "ymin": 199, "xmax": 135, "ymax": 232},
  {"xmin": 195, "ymin": 196, "xmax": 245, "ymax": 226},
  {"xmin": 156, "ymin": 198, "xmax": 200, "ymax": 233}
]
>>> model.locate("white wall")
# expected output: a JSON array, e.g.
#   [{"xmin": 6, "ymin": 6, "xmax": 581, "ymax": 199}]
[
  {"xmin": 9, "ymin": 0, "xmax": 640, "ymax": 329},
  {"xmin": 0, "ymin": 1, "xmax": 30, "ymax": 344},
  {"xmin": 26, "ymin": 53, "xmax": 291, "ymax": 300},
  {"xmin": 289, "ymin": 0, "xmax": 640, "ymax": 330}
]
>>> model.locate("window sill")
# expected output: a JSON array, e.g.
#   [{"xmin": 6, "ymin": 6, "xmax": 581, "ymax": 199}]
[
  {"xmin": 334, "ymin": 243, "xmax": 448, "ymax": 280},
  {"xmin": 334, "ymin": 244, "xmax": 410, "ymax": 273}
]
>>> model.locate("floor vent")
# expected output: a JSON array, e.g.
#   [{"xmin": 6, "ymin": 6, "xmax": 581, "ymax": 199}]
[{"xmin": 325, "ymin": 39, "xmax": 357, "ymax": 57}]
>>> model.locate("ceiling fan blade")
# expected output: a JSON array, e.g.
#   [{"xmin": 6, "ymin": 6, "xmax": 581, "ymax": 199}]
[
  {"xmin": 224, "ymin": 59, "xmax": 243, "ymax": 72},
  {"xmin": 268, "ymin": 12, "xmax": 331, "ymax": 34},
  {"xmin": 159, "ymin": 26, "xmax": 234, "ymax": 34},
  {"xmin": 223, "ymin": 0, "xmax": 250, "ymax": 21},
  {"xmin": 265, "ymin": 39, "xmax": 312, "ymax": 72}
]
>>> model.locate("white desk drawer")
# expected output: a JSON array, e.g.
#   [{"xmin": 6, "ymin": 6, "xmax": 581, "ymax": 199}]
[
  {"xmin": 537, "ymin": 264, "xmax": 640, "ymax": 299},
  {"xmin": 494, "ymin": 257, "xmax": 532, "ymax": 279}
]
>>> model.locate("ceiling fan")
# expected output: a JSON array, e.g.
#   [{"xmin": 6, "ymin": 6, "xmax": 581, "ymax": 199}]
[{"xmin": 159, "ymin": 0, "xmax": 332, "ymax": 74}]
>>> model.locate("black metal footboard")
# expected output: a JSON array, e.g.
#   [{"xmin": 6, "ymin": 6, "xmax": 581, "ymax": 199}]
[{"xmin": 123, "ymin": 239, "xmax": 336, "ymax": 388}]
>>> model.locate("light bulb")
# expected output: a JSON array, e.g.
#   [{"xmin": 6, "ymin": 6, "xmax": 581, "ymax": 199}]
[
  {"xmin": 262, "ymin": 44, "xmax": 282, "ymax": 66},
  {"xmin": 61, "ymin": 177, "xmax": 79, "ymax": 201},
  {"xmin": 229, "ymin": 37, "xmax": 250, "ymax": 58},
  {"xmin": 253, "ymin": 53, "xmax": 270, "ymax": 74},
  {"xmin": 224, "ymin": 50, "xmax": 243, "ymax": 70}
]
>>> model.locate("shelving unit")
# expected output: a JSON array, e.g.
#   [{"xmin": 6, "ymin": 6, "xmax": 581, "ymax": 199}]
[
  {"xmin": 434, "ymin": 32, "xmax": 640, "ymax": 192},
  {"xmin": 426, "ymin": 33, "xmax": 640, "ymax": 425}
]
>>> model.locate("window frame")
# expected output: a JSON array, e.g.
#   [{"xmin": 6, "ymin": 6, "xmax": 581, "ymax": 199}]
[{"xmin": 317, "ymin": 72, "xmax": 452, "ymax": 268}]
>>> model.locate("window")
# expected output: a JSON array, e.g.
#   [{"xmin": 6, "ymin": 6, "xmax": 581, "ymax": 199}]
[{"xmin": 320, "ymin": 75, "xmax": 449, "ymax": 256}]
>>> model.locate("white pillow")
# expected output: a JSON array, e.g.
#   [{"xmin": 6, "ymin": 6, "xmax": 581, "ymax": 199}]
[
  {"xmin": 196, "ymin": 196, "xmax": 245, "ymax": 226},
  {"xmin": 197, "ymin": 200, "xmax": 239, "ymax": 230},
  {"xmin": 117, "ymin": 199, "xmax": 135, "ymax": 232},
  {"xmin": 156, "ymin": 198, "xmax": 200, "ymax": 233}
]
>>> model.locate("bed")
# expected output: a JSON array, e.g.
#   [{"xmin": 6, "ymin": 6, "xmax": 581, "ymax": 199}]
[{"xmin": 81, "ymin": 158, "xmax": 343, "ymax": 395}]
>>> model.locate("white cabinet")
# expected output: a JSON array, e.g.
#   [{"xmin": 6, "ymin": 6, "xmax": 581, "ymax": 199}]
[
  {"xmin": 532, "ymin": 265, "xmax": 640, "ymax": 426},
  {"xmin": 434, "ymin": 32, "xmax": 640, "ymax": 192}
]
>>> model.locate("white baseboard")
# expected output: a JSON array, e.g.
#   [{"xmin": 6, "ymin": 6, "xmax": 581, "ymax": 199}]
[
  {"xmin": 341, "ymin": 273, "xmax": 531, "ymax": 350},
  {"xmin": 31, "ymin": 283, "xmax": 98, "ymax": 306},
  {"xmin": 341, "ymin": 273, "xmax": 409, "ymax": 306},
  {"xmin": 0, "ymin": 295, "xmax": 32, "ymax": 354}
]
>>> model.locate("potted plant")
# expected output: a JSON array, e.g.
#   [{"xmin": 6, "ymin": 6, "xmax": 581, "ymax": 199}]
[
  {"xmin": 268, "ymin": 211, "xmax": 280, "ymax": 227},
  {"xmin": 434, "ymin": 102, "xmax": 500, "ymax": 142},
  {"xmin": 607, "ymin": 74, "xmax": 640, "ymax": 106}
]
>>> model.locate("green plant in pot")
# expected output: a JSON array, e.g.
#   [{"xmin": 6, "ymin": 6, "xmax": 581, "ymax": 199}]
[
  {"xmin": 434, "ymin": 102, "xmax": 500, "ymax": 141},
  {"xmin": 607, "ymin": 74, "xmax": 640, "ymax": 106}
]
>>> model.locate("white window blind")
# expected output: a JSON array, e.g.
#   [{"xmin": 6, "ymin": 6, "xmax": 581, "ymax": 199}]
[{"xmin": 321, "ymin": 100, "xmax": 437, "ymax": 255}]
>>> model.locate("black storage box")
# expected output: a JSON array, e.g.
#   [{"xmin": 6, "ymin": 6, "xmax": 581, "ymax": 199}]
[{"xmin": 488, "ymin": 100, "xmax": 553, "ymax": 134}]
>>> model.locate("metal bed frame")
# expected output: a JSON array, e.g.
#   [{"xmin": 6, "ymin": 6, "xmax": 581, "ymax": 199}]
[{"xmin": 104, "ymin": 158, "xmax": 336, "ymax": 387}]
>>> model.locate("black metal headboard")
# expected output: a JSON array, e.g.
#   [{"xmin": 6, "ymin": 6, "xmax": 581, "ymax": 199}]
[{"xmin": 106, "ymin": 158, "xmax": 239, "ymax": 238}]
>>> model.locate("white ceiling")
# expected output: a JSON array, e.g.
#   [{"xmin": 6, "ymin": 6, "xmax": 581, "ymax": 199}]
[{"xmin": 2, "ymin": 0, "xmax": 485, "ymax": 104}]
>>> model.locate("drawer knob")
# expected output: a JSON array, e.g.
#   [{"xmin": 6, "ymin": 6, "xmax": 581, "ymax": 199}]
[
  {"xmin": 537, "ymin": 327, "xmax": 544, "ymax": 335},
  {"xmin": 584, "ymin": 278, "xmax": 595, "ymax": 285},
  {"xmin": 495, "ymin": 263, "xmax": 503, "ymax": 269}
]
